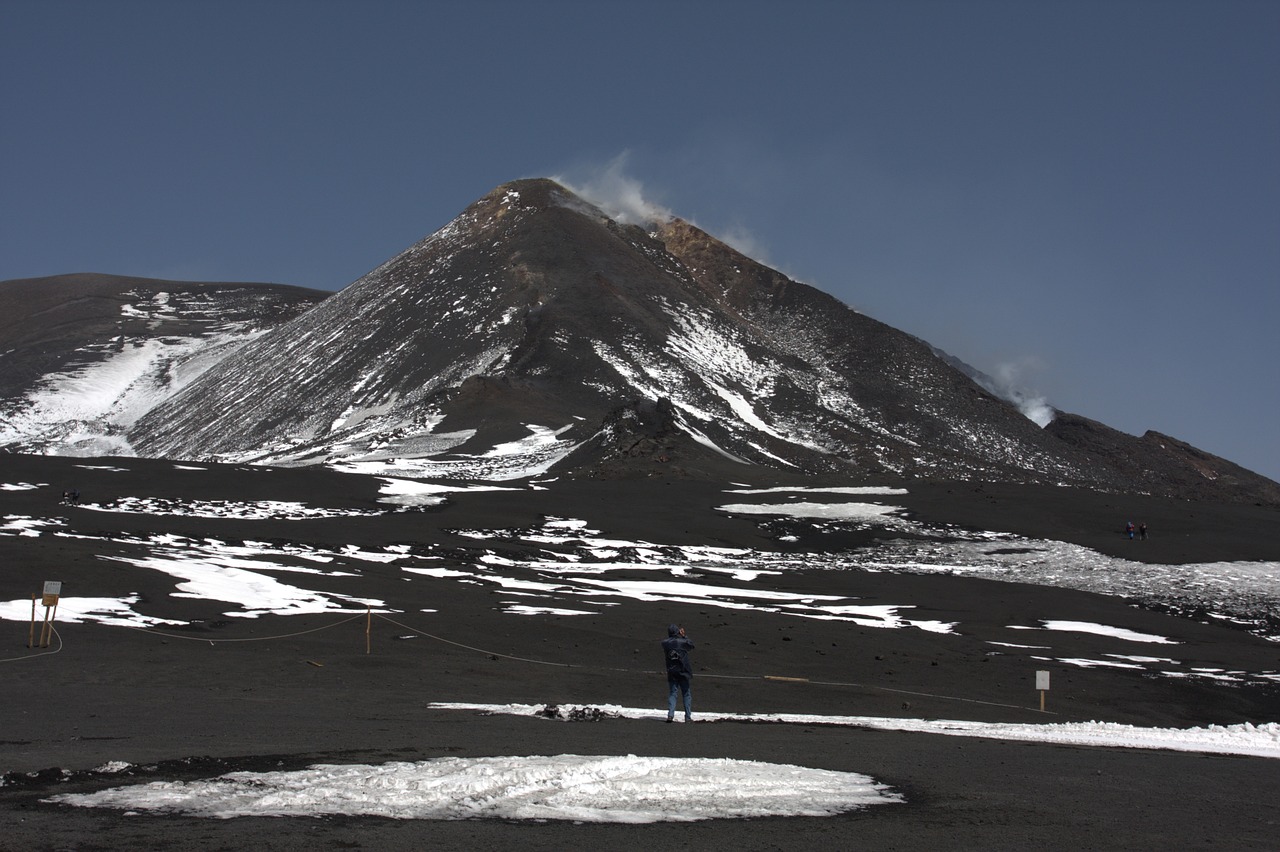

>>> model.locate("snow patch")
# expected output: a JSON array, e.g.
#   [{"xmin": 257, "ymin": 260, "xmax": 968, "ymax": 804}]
[
  {"xmin": 48, "ymin": 754, "xmax": 899, "ymax": 821},
  {"xmin": 434, "ymin": 703, "xmax": 1280, "ymax": 760}
]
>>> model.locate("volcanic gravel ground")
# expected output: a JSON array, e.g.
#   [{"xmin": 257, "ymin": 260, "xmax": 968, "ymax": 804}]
[{"xmin": 1, "ymin": 455, "xmax": 1278, "ymax": 849}]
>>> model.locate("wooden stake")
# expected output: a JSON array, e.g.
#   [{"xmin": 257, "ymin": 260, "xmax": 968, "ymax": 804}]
[
  {"xmin": 366, "ymin": 604, "xmax": 371, "ymax": 655},
  {"xmin": 28, "ymin": 594, "xmax": 35, "ymax": 648},
  {"xmin": 1039, "ymin": 690, "xmax": 1046, "ymax": 712},
  {"xmin": 39, "ymin": 605, "xmax": 52, "ymax": 648}
]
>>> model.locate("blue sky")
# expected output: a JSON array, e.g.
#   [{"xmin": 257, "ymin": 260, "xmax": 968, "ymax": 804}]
[{"xmin": 3, "ymin": 0, "xmax": 1277, "ymax": 481}]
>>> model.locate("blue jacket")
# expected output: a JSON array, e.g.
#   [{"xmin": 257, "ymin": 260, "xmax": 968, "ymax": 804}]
[{"xmin": 662, "ymin": 624, "xmax": 694, "ymax": 678}]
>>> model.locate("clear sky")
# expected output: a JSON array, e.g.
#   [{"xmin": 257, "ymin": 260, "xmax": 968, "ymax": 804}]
[{"xmin": 3, "ymin": 0, "xmax": 1276, "ymax": 481}]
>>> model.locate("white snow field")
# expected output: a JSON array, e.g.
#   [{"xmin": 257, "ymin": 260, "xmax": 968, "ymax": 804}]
[
  {"xmin": 0, "ymin": 290, "xmax": 281, "ymax": 458},
  {"xmin": 41, "ymin": 704, "xmax": 1279, "ymax": 821},
  {"xmin": 430, "ymin": 703, "xmax": 1280, "ymax": 760},
  {"xmin": 47, "ymin": 754, "xmax": 902, "ymax": 821}
]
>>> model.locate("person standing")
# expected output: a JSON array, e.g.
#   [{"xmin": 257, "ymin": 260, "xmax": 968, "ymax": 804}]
[{"xmin": 662, "ymin": 623, "xmax": 694, "ymax": 723}]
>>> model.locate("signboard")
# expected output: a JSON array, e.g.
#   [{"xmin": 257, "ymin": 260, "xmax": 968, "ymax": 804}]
[
  {"xmin": 42, "ymin": 580, "xmax": 62, "ymax": 607},
  {"xmin": 1035, "ymin": 670, "xmax": 1050, "ymax": 691}
]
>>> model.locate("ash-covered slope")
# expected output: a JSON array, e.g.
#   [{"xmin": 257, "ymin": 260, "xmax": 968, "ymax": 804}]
[
  {"xmin": 648, "ymin": 219, "xmax": 1126, "ymax": 483},
  {"xmin": 133, "ymin": 180, "xmax": 718, "ymax": 469},
  {"xmin": 1046, "ymin": 413, "xmax": 1280, "ymax": 504},
  {"xmin": 0, "ymin": 273, "xmax": 325, "ymax": 456},
  {"xmin": 5, "ymin": 186, "xmax": 1271, "ymax": 502},
  {"xmin": 121, "ymin": 179, "xmax": 1145, "ymax": 492}
]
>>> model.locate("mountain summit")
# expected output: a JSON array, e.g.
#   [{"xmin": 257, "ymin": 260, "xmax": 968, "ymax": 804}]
[
  {"xmin": 3, "ymin": 179, "xmax": 1276, "ymax": 502},
  {"xmin": 131, "ymin": 178, "xmax": 1082, "ymax": 479}
]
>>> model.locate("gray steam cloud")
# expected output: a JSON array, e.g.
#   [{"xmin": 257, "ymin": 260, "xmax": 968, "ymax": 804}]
[
  {"xmin": 715, "ymin": 223, "xmax": 771, "ymax": 266},
  {"xmin": 554, "ymin": 153, "xmax": 673, "ymax": 227},
  {"xmin": 554, "ymin": 153, "xmax": 771, "ymax": 265},
  {"xmin": 982, "ymin": 358, "xmax": 1056, "ymax": 427}
]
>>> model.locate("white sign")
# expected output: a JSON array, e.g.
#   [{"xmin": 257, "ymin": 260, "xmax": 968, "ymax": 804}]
[
  {"xmin": 43, "ymin": 581, "xmax": 62, "ymax": 597},
  {"xmin": 1036, "ymin": 670, "xmax": 1050, "ymax": 691}
]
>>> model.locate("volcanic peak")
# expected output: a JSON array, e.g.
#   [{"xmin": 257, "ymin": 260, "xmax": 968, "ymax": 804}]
[{"xmin": 1, "ymin": 179, "xmax": 1276, "ymax": 503}]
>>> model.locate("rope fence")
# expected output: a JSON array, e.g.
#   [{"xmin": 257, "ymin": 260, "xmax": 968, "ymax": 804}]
[{"xmin": 5, "ymin": 608, "xmax": 1053, "ymax": 714}]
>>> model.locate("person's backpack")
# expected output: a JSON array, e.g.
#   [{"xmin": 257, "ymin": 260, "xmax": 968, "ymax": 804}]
[{"xmin": 667, "ymin": 648, "xmax": 682, "ymax": 672}]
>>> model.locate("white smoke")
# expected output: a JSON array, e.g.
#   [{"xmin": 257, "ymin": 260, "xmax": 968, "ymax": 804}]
[
  {"xmin": 554, "ymin": 152, "xmax": 673, "ymax": 227},
  {"xmin": 984, "ymin": 358, "xmax": 1056, "ymax": 427},
  {"xmin": 555, "ymin": 153, "xmax": 773, "ymax": 267},
  {"xmin": 716, "ymin": 223, "xmax": 771, "ymax": 266}
]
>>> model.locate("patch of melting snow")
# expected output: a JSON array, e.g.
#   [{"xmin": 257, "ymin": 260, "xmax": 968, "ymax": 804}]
[
  {"xmin": 726, "ymin": 486, "xmax": 909, "ymax": 496},
  {"xmin": 99, "ymin": 551, "xmax": 382, "ymax": 618},
  {"xmin": 718, "ymin": 501, "xmax": 908, "ymax": 525},
  {"xmin": 374, "ymin": 476, "xmax": 517, "ymax": 508},
  {"xmin": 0, "ymin": 530, "xmax": 402, "ymax": 623},
  {"xmin": 430, "ymin": 703, "xmax": 1280, "ymax": 760},
  {"xmin": 328, "ymin": 430, "xmax": 581, "ymax": 480},
  {"xmin": 79, "ymin": 497, "xmax": 393, "ymax": 520},
  {"xmin": 1010, "ymin": 620, "xmax": 1179, "ymax": 645},
  {"xmin": 47, "ymin": 754, "xmax": 901, "ymax": 821},
  {"xmin": 0, "ymin": 595, "xmax": 185, "ymax": 627},
  {"xmin": 1033, "ymin": 657, "xmax": 1147, "ymax": 670},
  {"xmin": 1, "ymin": 515, "xmax": 64, "ymax": 536},
  {"xmin": 858, "ymin": 536, "xmax": 1280, "ymax": 643},
  {"xmin": 1, "ymin": 482, "xmax": 45, "ymax": 491},
  {"xmin": 1107, "ymin": 654, "xmax": 1179, "ymax": 664},
  {"xmin": 483, "ymin": 423, "xmax": 576, "ymax": 457},
  {"xmin": 503, "ymin": 604, "xmax": 601, "ymax": 616}
]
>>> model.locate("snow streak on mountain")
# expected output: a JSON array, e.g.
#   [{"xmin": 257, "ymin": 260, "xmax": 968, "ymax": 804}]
[{"xmin": 0, "ymin": 275, "xmax": 323, "ymax": 457}]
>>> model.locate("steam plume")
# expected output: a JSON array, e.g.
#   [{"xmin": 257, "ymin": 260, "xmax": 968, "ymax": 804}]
[
  {"xmin": 554, "ymin": 152, "xmax": 673, "ymax": 227},
  {"xmin": 555, "ymin": 152, "xmax": 771, "ymax": 267},
  {"xmin": 981, "ymin": 359, "xmax": 1056, "ymax": 427}
]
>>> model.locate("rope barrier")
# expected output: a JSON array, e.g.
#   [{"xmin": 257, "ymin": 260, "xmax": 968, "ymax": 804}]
[
  {"xmin": 0, "ymin": 613, "xmax": 366, "ymax": 662},
  {"xmin": 807, "ymin": 677, "xmax": 1055, "ymax": 713},
  {"xmin": 698, "ymin": 670, "xmax": 1050, "ymax": 713},
  {"xmin": 376, "ymin": 613, "xmax": 1050, "ymax": 713},
  {"xmin": 121, "ymin": 613, "xmax": 367, "ymax": 644},
  {"xmin": 4, "ymin": 609, "xmax": 1052, "ymax": 714},
  {"xmin": 376, "ymin": 614, "xmax": 575, "ymax": 668},
  {"xmin": 0, "ymin": 624, "xmax": 62, "ymax": 663}
]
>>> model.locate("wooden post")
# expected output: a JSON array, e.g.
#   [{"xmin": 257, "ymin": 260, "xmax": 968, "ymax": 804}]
[
  {"xmin": 366, "ymin": 604, "xmax": 371, "ymax": 655},
  {"xmin": 1036, "ymin": 670, "xmax": 1050, "ymax": 712},
  {"xmin": 28, "ymin": 594, "xmax": 36, "ymax": 648},
  {"xmin": 39, "ymin": 605, "xmax": 52, "ymax": 647},
  {"xmin": 1039, "ymin": 690, "xmax": 1046, "ymax": 712}
]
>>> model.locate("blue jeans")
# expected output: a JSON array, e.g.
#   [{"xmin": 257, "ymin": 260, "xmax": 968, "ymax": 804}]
[{"xmin": 667, "ymin": 674, "xmax": 692, "ymax": 720}]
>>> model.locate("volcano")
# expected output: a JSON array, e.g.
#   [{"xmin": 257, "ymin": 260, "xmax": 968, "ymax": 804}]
[{"xmin": 2, "ymin": 180, "xmax": 1276, "ymax": 503}]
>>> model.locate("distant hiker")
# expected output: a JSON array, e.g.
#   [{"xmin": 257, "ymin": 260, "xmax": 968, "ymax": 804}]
[
  {"xmin": 1139, "ymin": 523, "xmax": 1147, "ymax": 541},
  {"xmin": 1126, "ymin": 521, "xmax": 1135, "ymax": 540},
  {"xmin": 662, "ymin": 623, "xmax": 695, "ymax": 723}
]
